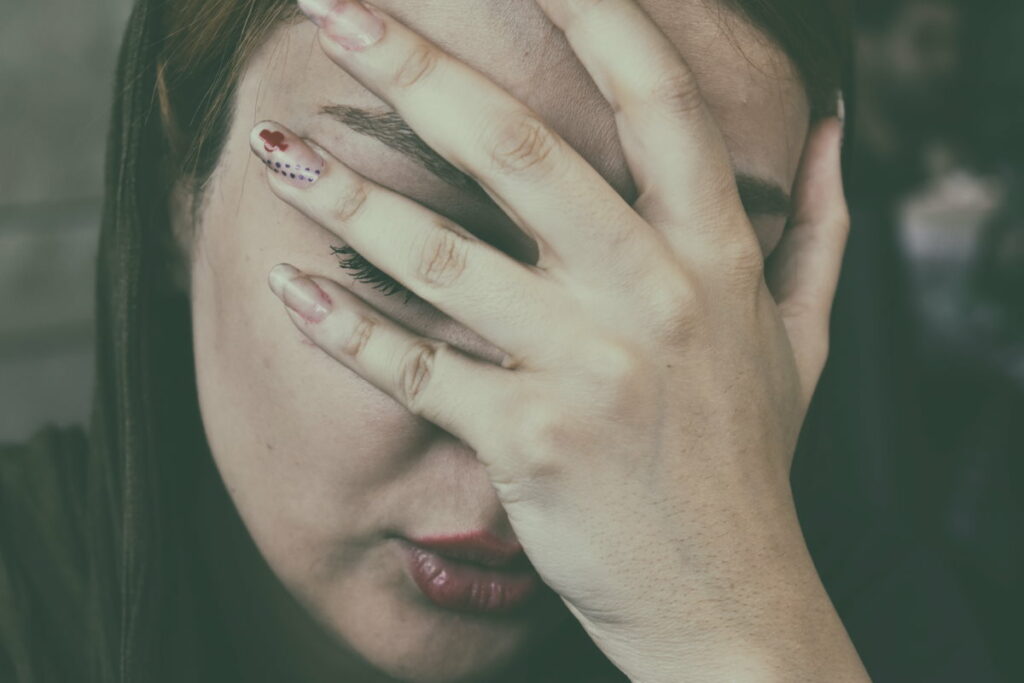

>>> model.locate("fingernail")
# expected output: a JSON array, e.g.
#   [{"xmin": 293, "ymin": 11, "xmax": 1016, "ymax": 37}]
[
  {"xmin": 269, "ymin": 264, "xmax": 334, "ymax": 323},
  {"xmin": 250, "ymin": 122, "xmax": 325, "ymax": 189},
  {"xmin": 298, "ymin": 0, "xmax": 385, "ymax": 51}
]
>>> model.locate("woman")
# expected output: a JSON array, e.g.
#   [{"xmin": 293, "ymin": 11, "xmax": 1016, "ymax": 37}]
[{"xmin": 0, "ymin": 0, "xmax": 998, "ymax": 681}]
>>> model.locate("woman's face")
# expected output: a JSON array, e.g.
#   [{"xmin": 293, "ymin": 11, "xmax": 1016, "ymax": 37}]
[{"xmin": 187, "ymin": 1, "xmax": 809, "ymax": 680}]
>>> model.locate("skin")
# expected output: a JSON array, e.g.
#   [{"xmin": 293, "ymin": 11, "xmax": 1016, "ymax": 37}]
[{"xmin": 177, "ymin": 0, "xmax": 863, "ymax": 680}]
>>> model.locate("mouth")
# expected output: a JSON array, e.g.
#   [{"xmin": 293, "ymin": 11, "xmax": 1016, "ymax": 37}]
[
  {"xmin": 396, "ymin": 532, "xmax": 543, "ymax": 614},
  {"xmin": 406, "ymin": 529, "xmax": 531, "ymax": 568}
]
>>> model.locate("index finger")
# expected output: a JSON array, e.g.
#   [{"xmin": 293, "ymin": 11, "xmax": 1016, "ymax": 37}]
[{"xmin": 296, "ymin": 0, "xmax": 661, "ymax": 279}]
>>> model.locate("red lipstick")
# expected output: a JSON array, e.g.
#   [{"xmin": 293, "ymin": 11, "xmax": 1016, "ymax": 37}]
[
  {"xmin": 401, "ymin": 531, "xmax": 541, "ymax": 613},
  {"xmin": 409, "ymin": 531, "xmax": 526, "ymax": 567}
]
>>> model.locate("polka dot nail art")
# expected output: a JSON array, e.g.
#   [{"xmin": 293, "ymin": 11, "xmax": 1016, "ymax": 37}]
[{"xmin": 250, "ymin": 122, "xmax": 325, "ymax": 189}]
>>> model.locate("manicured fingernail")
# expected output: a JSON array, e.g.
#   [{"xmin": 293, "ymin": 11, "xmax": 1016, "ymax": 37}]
[
  {"xmin": 249, "ymin": 122, "xmax": 325, "ymax": 189},
  {"xmin": 269, "ymin": 264, "xmax": 333, "ymax": 323},
  {"xmin": 298, "ymin": 0, "xmax": 385, "ymax": 51}
]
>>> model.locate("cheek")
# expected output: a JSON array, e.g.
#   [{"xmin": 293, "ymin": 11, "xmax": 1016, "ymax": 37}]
[{"xmin": 186, "ymin": 167, "xmax": 423, "ymax": 579}]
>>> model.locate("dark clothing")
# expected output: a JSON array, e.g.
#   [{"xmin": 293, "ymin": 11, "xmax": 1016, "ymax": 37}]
[
  {"xmin": 1, "ymin": 423, "xmax": 1002, "ymax": 682},
  {"xmin": 1, "ymin": 425, "xmax": 89, "ymax": 683}
]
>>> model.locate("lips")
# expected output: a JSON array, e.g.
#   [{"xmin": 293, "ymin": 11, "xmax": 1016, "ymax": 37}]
[
  {"xmin": 407, "ymin": 530, "xmax": 528, "ymax": 568},
  {"xmin": 399, "ymin": 531, "xmax": 542, "ymax": 613}
]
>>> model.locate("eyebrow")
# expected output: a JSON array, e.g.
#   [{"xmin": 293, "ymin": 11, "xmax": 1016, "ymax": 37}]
[{"xmin": 321, "ymin": 104, "xmax": 792, "ymax": 218}]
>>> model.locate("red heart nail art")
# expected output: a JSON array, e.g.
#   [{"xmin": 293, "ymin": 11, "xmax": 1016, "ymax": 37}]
[
  {"xmin": 260, "ymin": 129, "xmax": 289, "ymax": 153},
  {"xmin": 251, "ymin": 122, "xmax": 324, "ymax": 189}
]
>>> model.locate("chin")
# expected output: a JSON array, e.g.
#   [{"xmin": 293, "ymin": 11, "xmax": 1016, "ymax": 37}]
[
  {"xmin": 316, "ymin": 563, "xmax": 569, "ymax": 683},
  {"xmin": 336, "ymin": 600, "xmax": 547, "ymax": 683},
  {"xmin": 364, "ymin": 640, "xmax": 528, "ymax": 683}
]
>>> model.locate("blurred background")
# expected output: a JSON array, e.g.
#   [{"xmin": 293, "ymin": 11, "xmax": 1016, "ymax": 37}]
[
  {"xmin": 1, "ymin": 0, "xmax": 1020, "ymax": 678},
  {"xmin": 844, "ymin": 2, "xmax": 1022, "ymax": 678},
  {"xmin": 0, "ymin": 0, "xmax": 131, "ymax": 440}
]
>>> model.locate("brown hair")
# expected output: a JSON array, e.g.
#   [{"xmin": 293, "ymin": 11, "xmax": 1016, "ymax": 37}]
[{"xmin": 156, "ymin": 1, "xmax": 298, "ymax": 188}]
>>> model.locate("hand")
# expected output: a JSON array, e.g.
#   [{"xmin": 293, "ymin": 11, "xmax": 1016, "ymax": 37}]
[{"xmin": 251, "ymin": 0, "xmax": 866, "ymax": 680}]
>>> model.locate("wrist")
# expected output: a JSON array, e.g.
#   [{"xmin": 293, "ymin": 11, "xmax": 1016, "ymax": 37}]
[
  {"xmin": 601, "ymin": 585, "xmax": 870, "ymax": 683},
  {"xmin": 581, "ymin": 523, "xmax": 869, "ymax": 683}
]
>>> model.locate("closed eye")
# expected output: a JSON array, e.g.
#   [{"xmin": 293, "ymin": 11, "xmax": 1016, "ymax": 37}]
[{"xmin": 331, "ymin": 244, "xmax": 415, "ymax": 302}]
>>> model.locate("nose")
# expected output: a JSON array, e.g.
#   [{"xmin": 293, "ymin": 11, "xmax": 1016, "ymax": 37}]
[{"xmin": 423, "ymin": 427, "xmax": 518, "ymax": 539}]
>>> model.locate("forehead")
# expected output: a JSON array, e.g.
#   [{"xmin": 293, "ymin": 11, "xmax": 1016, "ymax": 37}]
[{"xmin": 248, "ymin": 0, "xmax": 808, "ymax": 203}]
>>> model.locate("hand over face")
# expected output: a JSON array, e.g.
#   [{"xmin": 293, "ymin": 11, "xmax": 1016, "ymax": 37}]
[{"xmin": 246, "ymin": 0, "xmax": 848, "ymax": 676}]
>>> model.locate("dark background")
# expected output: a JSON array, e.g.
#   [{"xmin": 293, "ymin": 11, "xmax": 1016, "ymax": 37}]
[
  {"xmin": 844, "ymin": 1, "xmax": 1022, "ymax": 679},
  {"xmin": 0, "ymin": 1, "xmax": 130, "ymax": 440},
  {"xmin": 1, "ymin": 0, "xmax": 1020, "ymax": 679}
]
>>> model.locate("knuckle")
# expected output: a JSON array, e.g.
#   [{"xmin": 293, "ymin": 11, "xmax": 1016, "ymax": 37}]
[
  {"xmin": 341, "ymin": 314, "xmax": 377, "ymax": 357},
  {"xmin": 393, "ymin": 41, "xmax": 440, "ymax": 90},
  {"xmin": 649, "ymin": 68, "xmax": 704, "ymax": 118},
  {"xmin": 485, "ymin": 111, "xmax": 561, "ymax": 175},
  {"xmin": 571, "ymin": 339, "xmax": 650, "ymax": 418},
  {"xmin": 396, "ymin": 341, "xmax": 441, "ymax": 410},
  {"xmin": 722, "ymin": 233, "xmax": 766, "ymax": 285},
  {"xmin": 646, "ymin": 267, "xmax": 704, "ymax": 339},
  {"xmin": 513, "ymin": 401, "xmax": 573, "ymax": 476},
  {"xmin": 580, "ymin": 339, "xmax": 643, "ymax": 388},
  {"xmin": 330, "ymin": 179, "xmax": 371, "ymax": 224},
  {"xmin": 412, "ymin": 224, "xmax": 470, "ymax": 287}
]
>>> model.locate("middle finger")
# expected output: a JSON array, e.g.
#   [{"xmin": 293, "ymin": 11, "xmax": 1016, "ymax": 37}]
[{"xmin": 296, "ymin": 0, "xmax": 663, "ymax": 280}]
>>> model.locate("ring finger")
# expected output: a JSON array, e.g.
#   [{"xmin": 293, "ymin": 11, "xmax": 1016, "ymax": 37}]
[{"xmin": 268, "ymin": 263, "xmax": 510, "ymax": 446}]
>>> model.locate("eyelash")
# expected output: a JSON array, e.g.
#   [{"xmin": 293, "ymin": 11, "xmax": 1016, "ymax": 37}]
[{"xmin": 330, "ymin": 245, "xmax": 415, "ymax": 303}]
